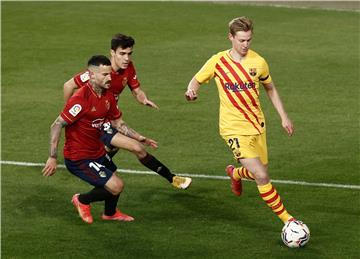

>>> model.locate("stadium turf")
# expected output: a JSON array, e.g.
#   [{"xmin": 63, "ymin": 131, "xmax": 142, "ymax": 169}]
[{"xmin": 2, "ymin": 1, "xmax": 359, "ymax": 258}]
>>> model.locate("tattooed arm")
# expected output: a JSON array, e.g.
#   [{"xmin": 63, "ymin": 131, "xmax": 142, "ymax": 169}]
[
  {"xmin": 111, "ymin": 118, "xmax": 158, "ymax": 148},
  {"xmin": 42, "ymin": 116, "xmax": 67, "ymax": 177}
]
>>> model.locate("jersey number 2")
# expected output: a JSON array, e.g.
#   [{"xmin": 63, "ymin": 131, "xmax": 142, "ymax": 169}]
[{"xmin": 228, "ymin": 138, "xmax": 240, "ymax": 150}]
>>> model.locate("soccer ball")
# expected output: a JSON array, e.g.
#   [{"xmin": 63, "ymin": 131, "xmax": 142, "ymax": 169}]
[{"xmin": 281, "ymin": 220, "xmax": 310, "ymax": 248}]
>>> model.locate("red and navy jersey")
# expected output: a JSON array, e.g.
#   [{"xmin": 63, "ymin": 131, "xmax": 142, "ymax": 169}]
[
  {"xmin": 61, "ymin": 83, "xmax": 122, "ymax": 160},
  {"xmin": 73, "ymin": 62, "xmax": 140, "ymax": 101}
]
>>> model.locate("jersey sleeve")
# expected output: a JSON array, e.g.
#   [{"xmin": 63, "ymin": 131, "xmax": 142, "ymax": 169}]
[
  {"xmin": 61, "ymin": 96, "xmax": 88, "ymax": 124},
  {"xmin": 127, "ymin": 63, "xmax": 140, "ymax": 90},
  {"xmin": 259, "ymin": 58, "xmax": 272, "ymax": 84},
  {"xmin": 194, "ymin": 55, "xmax": 217, "ymax": 84},
  {"xmin": 73, "ymin": 70, "xmax": 90, "ymax": 88}
]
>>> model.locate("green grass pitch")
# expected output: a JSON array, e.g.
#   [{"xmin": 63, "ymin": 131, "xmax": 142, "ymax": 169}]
[{"xmin": 2, "ymin": 2, "xmax": 359, "ymax": 258}]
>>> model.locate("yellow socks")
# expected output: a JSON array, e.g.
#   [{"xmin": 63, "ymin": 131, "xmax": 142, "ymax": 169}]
[
  {"xmin": 233, "ymin": 167, "xmax": 255, "ymax": 181},
  {"xmin": 257, "ymin": 182, "xmax": 293, "ymax": 223}
]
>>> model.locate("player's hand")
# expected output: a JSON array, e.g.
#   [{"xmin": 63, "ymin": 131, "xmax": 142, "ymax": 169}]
[
  {"xmin": 282, "ymin": 117, "xmax": 294, "ymax": 136},
  {"xmin": 185, "ymin": 89, "xmax": 198, "ymax": 101},
  {"xmin": 145, "ymin": 138, "xmax": 158, "ymax": 149},
  {"xmin": 140, "ymin": 136, "xmax": 158, "ymax": 149},
  {"xmin": 143, "ymin": 99, "xmax": 159, "ymax": 109},
  {"xmin": 42, "ymin": 157, "xmax": 57, "ymax": 177}
]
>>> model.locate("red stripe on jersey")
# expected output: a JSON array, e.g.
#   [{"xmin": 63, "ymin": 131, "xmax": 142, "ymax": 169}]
[
  {"xmin": 235, "ymin": 61, "xmax": 259, "ymax": 96},
  {"xmin": 216, "ymin": 64, "xmax": 262, "ymax": 129},
  {"xmin": 228, "ymin": 56, "xmax": 259, "ymax": 96},
  {"xmin": 260, "ymin": 186, "xmax": 275, "ymax": 198},
  {"xmin": 220, "ymin": 57, "xmax": 259, "ymax": 107},
  {"xmin": 215, "ymin": 70, "xmax": 261, "ymax": 134}
]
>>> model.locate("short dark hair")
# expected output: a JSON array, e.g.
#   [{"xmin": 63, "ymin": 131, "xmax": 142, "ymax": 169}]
[
  {"xmin": 229, "ymin": 17, "xmax": 253, "ymax": 36},
  {"xmin": 111, "ymin": 33, "xmax": 135, "ymax": 50},
  {"xmin": 87, "ymin": 55, "xmax": 111, "ymax": 67}
]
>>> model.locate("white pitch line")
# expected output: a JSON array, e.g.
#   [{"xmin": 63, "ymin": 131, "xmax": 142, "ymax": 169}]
[{"xmin": 1, "ymin": 160, "xmax": 360, "ymax": 190}]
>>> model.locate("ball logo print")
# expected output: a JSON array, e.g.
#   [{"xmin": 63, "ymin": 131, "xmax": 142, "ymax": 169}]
[{"xmin": 281, "ymin": 220, "xmax": 310, "ymax": 248}]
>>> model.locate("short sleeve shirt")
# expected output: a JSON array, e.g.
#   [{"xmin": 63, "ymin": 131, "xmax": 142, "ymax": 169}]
[{"xmin": 61, "ymin": 83, "xmax": 121, "ymax": 160}]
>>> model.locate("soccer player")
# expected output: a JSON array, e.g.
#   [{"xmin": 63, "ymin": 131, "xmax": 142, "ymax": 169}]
[
  {"xmin": 42, "ymin": 55, "xmax": 157, "ymax": 223},
  {"xmin": 63, "ymin": 33, "xmax": 192, "ymax": 190},
  {"xmin": 185, "ymin": 17, "xmax": 295, "ymax": 224},
  {"xmin": 64, "ymin": 33, "xmax": 158, "ymax": 108}
]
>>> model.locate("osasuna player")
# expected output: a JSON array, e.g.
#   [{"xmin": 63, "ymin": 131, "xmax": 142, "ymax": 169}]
[
  {"xmin": 64, "ymin": 33, "xmax": 158, "ymax": 108},
  {"xmin": 42, "ymin": 55, "xmax": 157, "ymax": 223},
  {"xmin": 63, "ymin": 33, "xmax": 191, "ymax": 190},
  {"xmin": 185, "ymin": 17, "xmax": 296, "ymax": 224}
]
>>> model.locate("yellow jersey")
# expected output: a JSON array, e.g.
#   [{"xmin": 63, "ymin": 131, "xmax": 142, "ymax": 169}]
[{"xmin": 195, "ymin": 49, "xmax": 272, "ymax": 136}]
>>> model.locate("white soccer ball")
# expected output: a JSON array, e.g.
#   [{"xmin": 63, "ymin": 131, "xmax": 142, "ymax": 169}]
[{"xmin": 281, "ymin": 220, "xmax": 310, "ymax": 248}]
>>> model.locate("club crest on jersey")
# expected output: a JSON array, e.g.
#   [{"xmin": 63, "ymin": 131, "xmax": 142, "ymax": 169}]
[
  {"xmin": 234, "ymin": 150, "xmax": 242, "ymax": 159},
  {"xmin": 105, "ymin": 100, "xmax": 110, "ymax": 110},
  {"xmin": 69, "ymin": 104, "xmax": 82, "ymax": 117},
  {"xmin": 249, "ymin": 68, "xmax": 257, "ymax": 77},
  {"xmin": 80, "ymin": 71, "xmax": 90, "ymax": 82}
]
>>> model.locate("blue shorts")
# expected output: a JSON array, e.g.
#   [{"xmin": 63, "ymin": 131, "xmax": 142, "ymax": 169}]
[
  {"xmin": 100, "ymin": 122, "xmax": 118, "ymax": 149},
  {"xmin": 65, "ymin": 154, "xmax": 117, "ymax": 187}
]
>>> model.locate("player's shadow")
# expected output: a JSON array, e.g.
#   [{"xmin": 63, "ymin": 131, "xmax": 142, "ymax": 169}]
[
  {"xmin": 133, "ymin": 179, "xmax": 270, "ymax": 231},
  {"xmin": 18, "ymin": 183, "xmax": 86, "ymax": 225}
]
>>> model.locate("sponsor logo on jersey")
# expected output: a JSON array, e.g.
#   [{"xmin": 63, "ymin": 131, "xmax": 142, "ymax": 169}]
[
  {"xmin": 249, "ymin": 68, "xmax": 257, "ymax": 76},
  {"xmin": 91, "ymin": 118, "xmax": 105, "ymax": 129},
  {"xmin": 80, "ymin": 71, "xmax": 90, "ymax": 82},
  {"xmin": 102, "ymin": 122, "xmax": 113, "ymax": 134},
  {"xmin": 69, "ymin": 104, "xmax": 82, "ymax": 117},
  {"xmin": 224, "ymin": 81, "xmax": 256, "ymax": 92}
]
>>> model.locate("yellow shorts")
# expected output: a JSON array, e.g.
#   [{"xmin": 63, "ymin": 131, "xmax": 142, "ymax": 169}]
[{"xmin": 223, "ymin": 132, "xmax": 268, "ymax": 165}]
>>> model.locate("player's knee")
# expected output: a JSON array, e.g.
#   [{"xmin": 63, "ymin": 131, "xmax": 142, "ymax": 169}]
[
  {"xmin": 131, "ymin": 144, "xmax": 147, "ymax": 158},
  {"xmin": 255, "ymin": 172, "xmax": 270, "ymax": 185},
  {"xmin": 107, "ymin": 176, "xmax": 124, "ymax": 195},
  {"xmin": 113, "ymin": 181, "xmax": 124, "ymax": 195}
]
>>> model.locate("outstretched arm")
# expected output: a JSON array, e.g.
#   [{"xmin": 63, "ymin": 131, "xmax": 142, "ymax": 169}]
[
  {"xmin": 185, "ymin": 77, "xmax": 201, "ymax": 101},
  {"xmin": 111, "ymin": 118, "xmax": 158, "ymax": 148},
  {"xmin": 132, "ymin": 88, "xmax": 159, "ymax": 109},
  {"xmin": 63, "ymin": 78, "xmax": 78, "ymax": 102},
  {"xmin": 263, "ymin": 82, "xmax": 294, "ymax": 136},
  {"xmin": 42, "ymin": 116, "xmax": 67, "ymax": 176}
]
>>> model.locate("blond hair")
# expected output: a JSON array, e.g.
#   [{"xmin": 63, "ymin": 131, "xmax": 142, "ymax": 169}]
[{"xmin": 229, "ymin": 17, "xmax": 253, "ymax": 35}]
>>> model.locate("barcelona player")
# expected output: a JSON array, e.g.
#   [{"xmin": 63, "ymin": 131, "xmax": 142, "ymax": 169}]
[
  {"xmin": 185, "ymin": 17, "xmax": 295, "ymax": 224},
  {"xmin": 64, "ymin": 34, "xmax": 191, "ymax": 190},
  {"xmin": 42, "ymin": 55, "xmax": 158, "ymax": 223}
]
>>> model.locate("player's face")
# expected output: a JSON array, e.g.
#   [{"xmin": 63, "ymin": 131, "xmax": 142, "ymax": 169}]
[
  {"xmin": 111, "ymin": 47, "xmax": 133, "ymax": 70},
  {"xmin": 92, "ymin": 65, "xmax": 112, "ymax": 89},
  {"xmin": 229, "ymin": 30, "xmax": 252, "ymax": 57}
]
